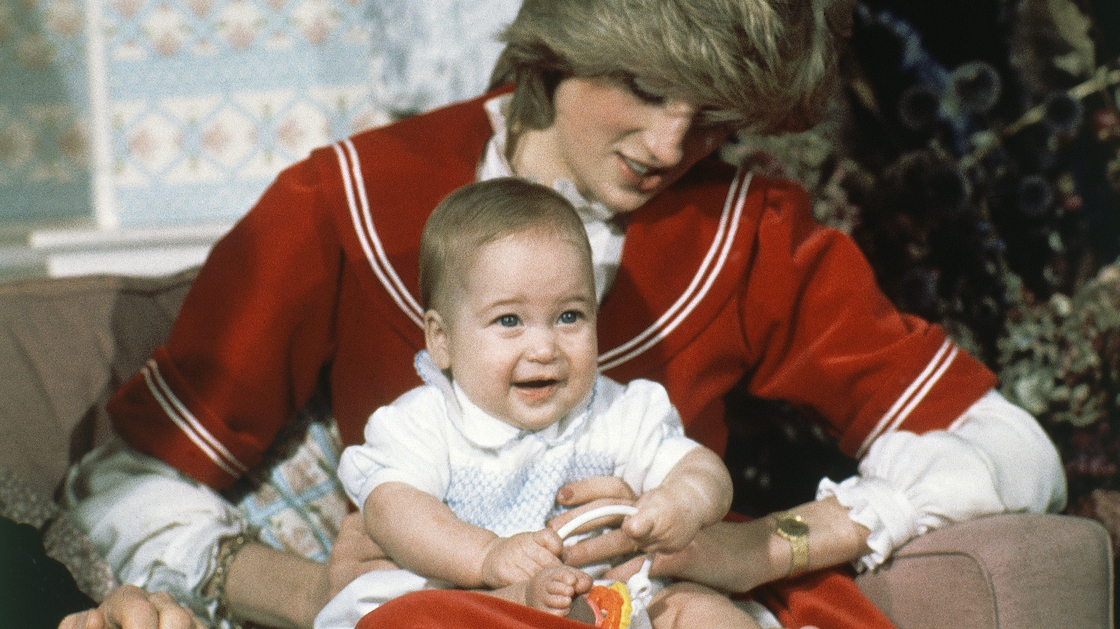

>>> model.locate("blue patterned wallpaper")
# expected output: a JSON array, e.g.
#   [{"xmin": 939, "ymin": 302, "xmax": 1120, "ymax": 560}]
[
  {"xmin": 0, "ymin": 0, "xmax": 92, "ymax": 224},
  {"xmin": 0, "ymin": 0, "xmax": 520, "ymax": 229}
]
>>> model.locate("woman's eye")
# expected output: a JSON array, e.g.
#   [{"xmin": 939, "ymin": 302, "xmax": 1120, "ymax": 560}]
[
  {"xmin": 558, "ymin": 310, "xmax": 582, "ymax": 324},
  {"xmin": 625, "ymin": 76, "xmax": 665, "ymax": 105},
  {"xmin": 497, "ymin": 314, "xmax": 520, "ymax": 327}
]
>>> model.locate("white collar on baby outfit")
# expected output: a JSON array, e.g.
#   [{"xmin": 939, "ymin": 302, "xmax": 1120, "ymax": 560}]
[
  {"xmin": 477, "ymin": 95, "xmax": 625, "ymax": 303},
  {"xmin": 413, "ymin": 350, "xmax": 594, "ymax": 450}
]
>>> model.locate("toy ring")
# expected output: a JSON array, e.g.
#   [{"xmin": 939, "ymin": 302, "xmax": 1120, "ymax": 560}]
[
  {"xmin": 556, "ymin": 504, "xmax": 645, "ymax": 629},
  {"xmin": 556, "ymin": 504, "xmax": 638, "ymax": 540}
]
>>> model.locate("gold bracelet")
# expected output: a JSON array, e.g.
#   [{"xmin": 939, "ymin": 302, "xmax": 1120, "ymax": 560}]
[{"xmin": 210, "ymin": 532, "xmax": 254, "ymax": 628}]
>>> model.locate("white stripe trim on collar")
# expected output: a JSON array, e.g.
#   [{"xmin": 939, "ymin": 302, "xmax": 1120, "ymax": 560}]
[
  {"xmin": 334, "ymin": 138, "xmax": 750, "ymax": 372},
  {"xmin": 597, "ymin": 169, "xmax": 751, "ymax": 371},
  {"xmin": 334, "ymin": 140, "xmax": 425, "ymax": 328},
  {"xmin": 141, "ymin": 359, "xmax": 247, "ymax": 478}
]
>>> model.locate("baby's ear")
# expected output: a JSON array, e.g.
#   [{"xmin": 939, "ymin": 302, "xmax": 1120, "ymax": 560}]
[{"xmin": 424, "ymin": 310, "xmax": 453, "ymax": 370}]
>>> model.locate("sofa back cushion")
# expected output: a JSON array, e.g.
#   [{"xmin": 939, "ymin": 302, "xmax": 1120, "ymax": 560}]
[{"xmin": 0, "ymin": 268, "xmax": 197, "ymax": 498}]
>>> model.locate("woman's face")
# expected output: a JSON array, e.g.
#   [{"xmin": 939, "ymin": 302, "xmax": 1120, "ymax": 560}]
[{"xmin": 513, "ymin": 76, "xmax": 732, "ymax": 215}]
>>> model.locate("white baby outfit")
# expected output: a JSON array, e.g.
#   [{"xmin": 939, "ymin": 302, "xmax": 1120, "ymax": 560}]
[{"xmin": 316, "ymin": 351, "xmax": 700, "ymax": 629}]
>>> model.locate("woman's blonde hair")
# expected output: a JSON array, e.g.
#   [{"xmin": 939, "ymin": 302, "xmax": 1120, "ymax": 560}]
[
  {"xmin": 489, "ymin": 0, "xmax": 850, "ymax": 134},
  {"xmin": 419, "ymin": 177, "xmax": 593, "ymax": 312}
]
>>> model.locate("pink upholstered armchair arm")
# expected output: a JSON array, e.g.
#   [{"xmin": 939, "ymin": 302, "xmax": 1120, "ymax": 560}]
[{"xmin": 856, "ymin": 513, "xmax": 1113, "ymax": 629}]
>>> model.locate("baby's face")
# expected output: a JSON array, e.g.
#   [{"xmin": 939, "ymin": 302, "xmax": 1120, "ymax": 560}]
[{"xmin": 429, "ymin": 230, "xmax": 598, "ymax": 431}]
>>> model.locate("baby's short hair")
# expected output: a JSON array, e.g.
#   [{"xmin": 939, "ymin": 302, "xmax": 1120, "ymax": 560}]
[{"xmin": 418, "ymin": 177, "xmax": 592, "ymax": 312}]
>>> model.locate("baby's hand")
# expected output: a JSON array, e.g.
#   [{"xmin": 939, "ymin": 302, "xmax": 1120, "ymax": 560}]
[
  {"xmin": 526, "ymin": 565, "xmax": 593, "ymax": 615},
  {"xmin": 622, "ymin": 487, "xmax": 703, "ymax": 553},
  {"xmin": 481, "ymin": 529, "xmax": 564, "ymax": 587}
]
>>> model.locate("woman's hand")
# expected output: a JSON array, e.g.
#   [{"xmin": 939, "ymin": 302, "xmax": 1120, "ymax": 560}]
[
  {"xmin": 553, "ymin": 476, "xmax": 637, "ymax": 516},
  {"xmin": 547, "ymin": 477, "xmax": 638, "ymax": 568},
  {"xmin": 58, "ymin": 585, "xmax": 205, "ymax": 629},
  {"xmin": 326, "ymin": 511, "xmax": 399, "ymax": 598}
]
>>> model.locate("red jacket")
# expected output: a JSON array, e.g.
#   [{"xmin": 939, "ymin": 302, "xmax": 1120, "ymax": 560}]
[
  {"xmin": 110, "ymin": 90, "xmax": 994, "ymax": 486},
  {"xmin": 108, "ymin": 90, "xmax": 997, "ymax": 629}
]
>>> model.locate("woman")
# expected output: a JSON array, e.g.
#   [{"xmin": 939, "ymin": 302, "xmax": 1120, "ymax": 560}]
[{"xmin": 63, "ymin": 0, "xmax": 1065, "ymax": 628}]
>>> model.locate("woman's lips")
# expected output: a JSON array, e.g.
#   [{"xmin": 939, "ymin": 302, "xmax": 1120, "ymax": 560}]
[
  {"xmin": 618, "ymin": 154, "xmax": 665, "ymax": 193},
  {"xmin": 622, "ymin": 155, "xmax": 651, "ymax": 176}
]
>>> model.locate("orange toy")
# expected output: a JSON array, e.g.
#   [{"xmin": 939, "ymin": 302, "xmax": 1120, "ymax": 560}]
[{"xmin": 581, "ymin": 582, "xmax": 633, "ymax": 629}]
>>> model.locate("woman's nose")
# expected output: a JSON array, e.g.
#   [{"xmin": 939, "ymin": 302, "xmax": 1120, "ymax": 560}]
[{"xmin": 644, "ymin": 103, "xmax": 695, "ymax": 167}]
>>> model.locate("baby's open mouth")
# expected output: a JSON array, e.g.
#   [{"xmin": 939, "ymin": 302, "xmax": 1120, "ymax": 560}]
[{"xmin": 515, "ymin": 379, "xmax": 558, "ymax": 389}]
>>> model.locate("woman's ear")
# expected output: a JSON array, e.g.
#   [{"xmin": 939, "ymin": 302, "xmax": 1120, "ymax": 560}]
[{"xmin": 424, "ymin": 310, "xmax": 453, "ymax": 370}]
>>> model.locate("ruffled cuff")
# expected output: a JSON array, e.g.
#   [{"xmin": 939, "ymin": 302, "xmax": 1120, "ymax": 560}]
[
  {"xmin": 63, "ymin": 439, "xmax": 248, "ymax": 623},
  {"xmin": 818, "ymin": 390, "xmax": 1064, "ymax": 572},
  {"xmin": 816, "ymin": 475, "xmax": 922, "ymax": 571}
]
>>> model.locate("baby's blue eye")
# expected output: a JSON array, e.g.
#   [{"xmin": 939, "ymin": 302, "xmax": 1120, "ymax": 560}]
[
  {"xmin": 558, "ymin": 310, "xmax": 581, "ymax": 324},
  {"xmin": 497, "ymin": 314, "xmax": 520, "ymax": 327}
]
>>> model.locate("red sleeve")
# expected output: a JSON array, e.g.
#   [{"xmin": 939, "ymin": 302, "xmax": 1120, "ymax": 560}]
[
  {"xmin": 739, "ymin": 180, "xmax": 996, "ymax": 457},
  {"xmin": 108, "ymin": 152, "xmax": 343, "ymax": 489}
]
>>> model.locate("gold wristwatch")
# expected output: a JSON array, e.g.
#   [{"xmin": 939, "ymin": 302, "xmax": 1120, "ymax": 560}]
[{"xmin": 773, "ymin": 512, "xmax": 810, "ymax": 576}]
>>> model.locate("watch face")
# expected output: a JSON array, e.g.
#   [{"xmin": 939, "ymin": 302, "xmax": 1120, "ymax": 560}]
[{"xmin": 778, "ymin": 516, "xmax": 809, "ymax": 537}]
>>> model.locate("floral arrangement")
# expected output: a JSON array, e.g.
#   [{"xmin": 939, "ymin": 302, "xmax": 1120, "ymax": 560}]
[{"xmin": 723, "ymin": 0, "xmax": 1120, "ymax": 547}]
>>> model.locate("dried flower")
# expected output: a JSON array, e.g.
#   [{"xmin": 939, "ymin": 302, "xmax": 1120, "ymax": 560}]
[
  {"xmin": 1042, "ymin": 92, "xmax": 1084, "ymax": 137},
  {"xmin": 898, "ymin": 84, "xmax": 942, "ymax": 131},
  {"xmin": 948, "ymin": 61, "xmax": 1002, "ymax": 115},
  {"xmin": 1017, "ymin": 174, "xmax": 1054, "ymax": 218}
]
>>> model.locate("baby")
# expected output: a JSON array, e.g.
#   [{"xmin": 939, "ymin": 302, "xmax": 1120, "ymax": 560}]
[{"xmin": 316, "ymin": 178, "xmax": 763, "ymax": 629}]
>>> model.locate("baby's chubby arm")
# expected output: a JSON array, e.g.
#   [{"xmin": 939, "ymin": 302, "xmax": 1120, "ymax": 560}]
[
  {"xmin": 363, "ymin": 481, "xmax": 565, "ymax": 589},
  {"xmin": 622, "ymin": 447, "xmax": 734, "ymax": 553}
]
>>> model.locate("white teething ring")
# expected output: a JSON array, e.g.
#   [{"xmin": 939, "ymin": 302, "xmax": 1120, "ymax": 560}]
[
  {"xmin": 558, "ymin": 504, "xmax": 656, "ymax": 623},
  {"xmin": 556, "ymin": 504, "xmax": 638, "ymax": 540}
]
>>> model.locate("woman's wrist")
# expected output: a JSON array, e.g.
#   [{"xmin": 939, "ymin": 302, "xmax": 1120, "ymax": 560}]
[
  {"xmin": 650, "ymin": 498, "xmax": 872, "ymax": 593},
  {"xmin": 650, "ymin": 518, "xmax": 782, "ymax": 593},
  {"xmin": 221, "ymin": 542, "xmax": 332, "ymax": 629},
  {"xmin": 748, "ymin": 517, "xmax": 794, "ymax": 587},
  {"xmin": 206, "ymin": 532, "xmax": 257, "ymax": 627},
  {"xmin": 762, "ymin": 498, "xmax": 873, "ymax": 578}
]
